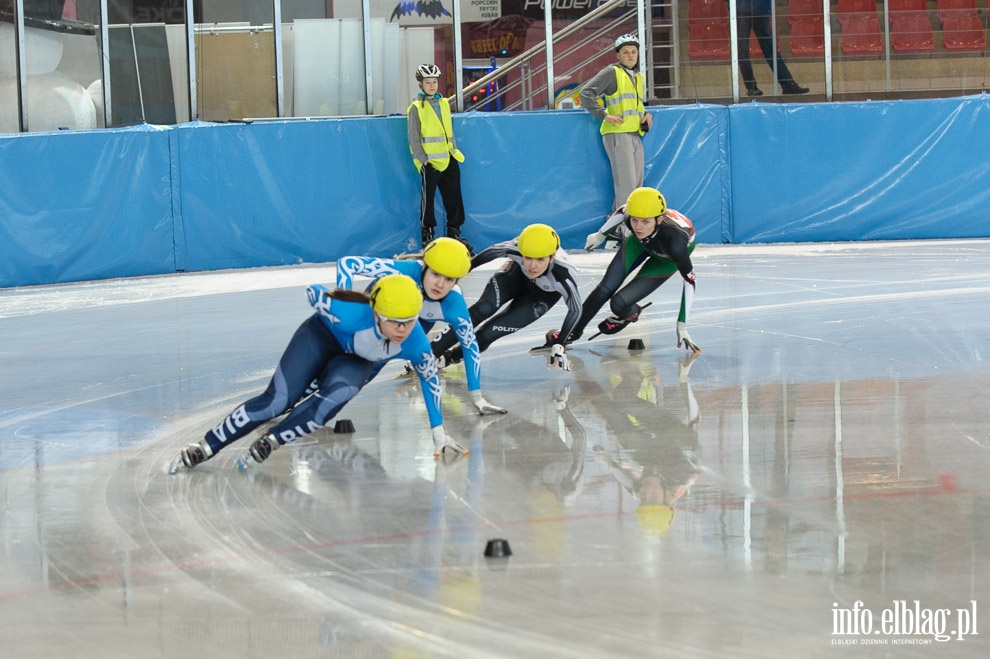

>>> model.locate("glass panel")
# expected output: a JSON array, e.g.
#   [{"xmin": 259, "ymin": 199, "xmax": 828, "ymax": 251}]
[
  {"xmin": 830, "ymin": 0, "xmax": 888, "ymax": 97},
  {"xmin": 453, "ymin": 0, "xmax": 641, "ymax": 112},
  {"xmin": 676, "ymin": 0, "xmax": 825, "ymax": 102},
  {"xmin": 283, "ymin": 0, "xmax": 444, "ymax": 117},
  {"xmin": 1, "ymin": 0, "xmax": 101, "ymax": 131},
  {"xmin": 731, "ymin": 0, "xmax": 815, "ymax": 97},
  {"xmin": 196, "ymin": 0, "xmax": 277, "ymax": 121},
  {"xmin": 460, "ymin": 0, "xmax": 532, "ymax": 111},
  {"xmin": 0, "ymin": 2, "xmax": 21, "ymax": 132},
  {"xmin": 105, "ymin": 1, "xmax": 186, "ymax": 127},
  {"xmin": 678, "ymin": 0, "xmax": 734, "ymax": 100},
  {"xmin": 367, "ymin": 0, "xmax": 453, "ymax": 116},
  {"xmin": 288, "ymin": 1, "xmax": 368, "ymax": 117},
  {"xmin": 651, "ymin": 0, "xmax": 676, "ymax": 100},
  {"xmin": 778, "ymin": 0, "xmax": 825, "ymax": 97},
  {"xmin": 549, "ymin": 1, "xmax": 640, "ymax": 111}
]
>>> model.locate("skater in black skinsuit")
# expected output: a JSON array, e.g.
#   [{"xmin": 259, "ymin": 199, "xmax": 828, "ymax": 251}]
[
  {"xmin": 576, "ymin": 186, "xmax": 701, "ymax": 352},
  {"xmin": 431, "ymin": 223, "xmax": 583, "ymax": 372}
]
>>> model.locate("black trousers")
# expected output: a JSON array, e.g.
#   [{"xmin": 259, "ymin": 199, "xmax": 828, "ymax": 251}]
[
  {"xmin": 736, "ymin": 13, "xmax": 796, "ymax": 87},
  {"xmin": 420, "ymin": 159, "xmax": 465, "ymax": 233}
]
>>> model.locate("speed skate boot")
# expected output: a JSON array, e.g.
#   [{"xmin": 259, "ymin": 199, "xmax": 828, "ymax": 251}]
[
  {"xmin": 249, "ymin": 433, "xmax": 282, "ymax": 464},
  {"xmin": 421, "ymin": 226, "xmax": 434, "ymax": 246},
  {"xmin": 439, "ymin": 348, "xmax": 462, "ymax": 369},
  {"xmin": 446, "ymin": 225, "xmax": 474, "ymax": 255},
  {"xmin": 169, "ymin": 440, "xmax": 214, "ymax": 473},
  {"xmin": 598, "ymin": 306, "xmax": 643, "ymax": 335},
  {"xmin": 182, "ymin": 440, "xmax": 213, "ymax": 466}
]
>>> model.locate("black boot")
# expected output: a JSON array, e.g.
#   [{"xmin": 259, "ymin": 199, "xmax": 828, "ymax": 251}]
[
  {"xmin": 746, "ymin": 84, "xmax": 763, "ymax": 97},
  {"xmin": 422, "ymin": 226, "xmax": 434, "ymax": 246},
  {"xmin": 446, "ymin": 226, "xmax": 473, "ymax": 254},
  {"xmin": 781, "ymin": 81, "xmax": 809, "ymax": 95}
]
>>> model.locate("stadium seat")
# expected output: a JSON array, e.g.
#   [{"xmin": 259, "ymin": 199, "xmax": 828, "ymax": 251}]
[
  {"xmin": 937, "ymin": 0, "xmax": 986, "ymax": 52},
  {"xmin": 837, "ymin": 0, "xmax": 885, "ymax": 55},
  {"xmin": 688, "ymin": 0, "xmax": 732, "ymax": 60},
  {"xmin": 788, "ymin": 0, "xmax": 826, "ymax": 56},
  {"xmin": 749, "ymin": 30, "xmax": 784, "ymax": 58},
  {"xmin": 889, "ymin": 0, "xmax": 936, "ymax": 53}
]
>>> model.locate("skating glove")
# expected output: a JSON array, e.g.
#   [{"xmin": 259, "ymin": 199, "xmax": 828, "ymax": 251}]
[
  {"xmin": 676, "ymin": 321, "xmax": 701, "ymax": 353},
  {"xmin": 548, "ymin": 343, "xmax": 571, "ymax": 371},
  {"xmin": 584, "ymin": 232, "xmax": 606, "ymax": 252},
  {"xmin": 678, "ymin": 350, "xmax": 700, "ymax": 383},
  {"xmin": 432, "ymin": 425, "xmax": 468, "ymax": 458},
  {"xmin": 471, "ymin": 390, "xmax": 507, "ymax": 415}
]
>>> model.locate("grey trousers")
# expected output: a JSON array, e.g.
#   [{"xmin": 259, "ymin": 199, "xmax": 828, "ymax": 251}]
[{"xmin": 602, "ymin": 131, "xmax": 644, "ymax": 212}]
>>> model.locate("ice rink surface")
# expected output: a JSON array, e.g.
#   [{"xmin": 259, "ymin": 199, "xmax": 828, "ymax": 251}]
[{"xmin": 2, "ymin": 241, "xmax": 989, "ymax": 658}]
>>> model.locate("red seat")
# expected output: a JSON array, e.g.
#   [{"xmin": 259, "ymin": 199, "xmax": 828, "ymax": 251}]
[
  {"xmin": 937, "ymin": 0, "xmax": 986, "ymax": 52},
  {"xmin": 788, "ymin": 0, "xmax": 826, "ymax": 56},
  {"xmin": 749, "ymin": 31, "xmax": 784, "ymax": 58},
  {"xmin": 837, "ymin": 0, "xmax": 885, "ymax": 55},
  {"xmin": 889, "ymin": 0, "xmax": 936, "ymax": 53},
  {"xmin": 688, "ymin": 0, "xmax": 731, "ymax": 60}
]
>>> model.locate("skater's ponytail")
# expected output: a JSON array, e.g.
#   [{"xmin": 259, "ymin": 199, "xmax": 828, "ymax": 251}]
[{"xmin": 328, "ymin": 289, "xmax": 371, "ymax": 305}]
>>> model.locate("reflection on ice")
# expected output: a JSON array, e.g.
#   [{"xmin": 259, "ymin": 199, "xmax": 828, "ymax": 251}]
[{"xmin": 2, "ymin": 243, "xmax": 989, "ymax": 657}]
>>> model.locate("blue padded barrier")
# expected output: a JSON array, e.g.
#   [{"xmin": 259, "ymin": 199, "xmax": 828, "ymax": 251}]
[
  {"xmin": 728, "ymin": 94, "xmax": 990, "ymax": 243},
  {"xmin": 2, "ymin": 94, "xmax": 989, "ymax": 288},
  {"xmin": 0, "ymin": 124, "xmax": 174, "ymax": 288}
]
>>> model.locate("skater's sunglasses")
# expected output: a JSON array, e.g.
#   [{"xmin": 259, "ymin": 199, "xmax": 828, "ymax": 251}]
[{"xmin": 379, "ymin": 316, "xmax": 418, "ymax": 329}]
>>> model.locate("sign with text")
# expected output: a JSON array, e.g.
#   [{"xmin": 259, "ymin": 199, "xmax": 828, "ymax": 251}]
[
  {"xmin": 468, "ymin": 15, "xmax": 530, "ymax": 57},
  {"xmin": 519, "ymin": 0, "xmax": 639, "ymax": 20}
]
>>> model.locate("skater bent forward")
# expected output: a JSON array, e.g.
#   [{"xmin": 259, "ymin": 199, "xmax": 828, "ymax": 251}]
[
  {"xmin": 578, "ymin": 186, "xmax": 700, "ymax": 352},
  {"xmin": 172, "ymin": 274, "xmax": 467, "ymax": 472}
]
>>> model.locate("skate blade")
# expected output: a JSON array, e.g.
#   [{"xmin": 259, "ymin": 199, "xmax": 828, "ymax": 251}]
[
  {"xmin": 433, "ymin": 446, "xmax": 469, "ymax": 461},
  {"xmin": 166, "ymin": 455, "xmax": 184, "ymax": 475},
  {"xmin": 530, "ymin": 341, "xmax": 574, "ymax": 353}
]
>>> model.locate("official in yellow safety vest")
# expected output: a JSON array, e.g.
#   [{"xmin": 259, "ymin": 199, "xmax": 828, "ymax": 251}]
[
  {"xmin": 579, "ymin": 34, "xmax": 654, "ymax": 225},
  {"xmin": 407, "ymin": 64, "xmax": 469, "ymax": 251}
]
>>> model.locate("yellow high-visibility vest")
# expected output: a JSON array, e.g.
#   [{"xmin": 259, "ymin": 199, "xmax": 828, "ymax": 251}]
[
  {"xmin": 407, "ymin": 96, "xmax": 463, "ymax": 172},
  {"xmin": 600, "ymin": 67, "xmax": 645, "ymax": 137}
]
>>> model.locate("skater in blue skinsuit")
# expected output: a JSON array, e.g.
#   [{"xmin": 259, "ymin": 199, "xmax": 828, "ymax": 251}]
[
  {"xmin": 171, "ymin": 274, "xmax": 467, "ymax": 472},
  {"xmin": 336, "ymin": 237, "xmax": 504, "ymax": 415}
]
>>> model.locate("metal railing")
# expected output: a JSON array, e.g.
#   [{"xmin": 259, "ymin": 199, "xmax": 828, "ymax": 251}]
[{"xmin": 455, "ymin": 0, "xmax": 636, "ymax": 112}]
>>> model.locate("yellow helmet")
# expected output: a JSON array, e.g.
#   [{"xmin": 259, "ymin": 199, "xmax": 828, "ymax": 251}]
[
  {"xmin": 369, "ymin": 274, "xmax": 423, "ymax": 321},
  {"xmin": 517, "ymin": 223, "xmax": 560, "ymax": 259},
  {"xmin": 423, "ymin": 237, "xmax": 471, "ymax": 279},
  {"xmin": 635, "ymin": 504, "xmax": 675, "ymax": 536},
  {"xmin": 625, "ymin": 187, "xmax": 667, "ymax": 218}
]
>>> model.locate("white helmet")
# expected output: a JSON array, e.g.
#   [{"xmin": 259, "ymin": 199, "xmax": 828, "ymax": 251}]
[
  {"xmin": 614, "ymin": 34, "xmax": 639, "ymax": 51},
  {"xmin": 415, "ymin": 64, "xmax": 442, "ymax": 81}
]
